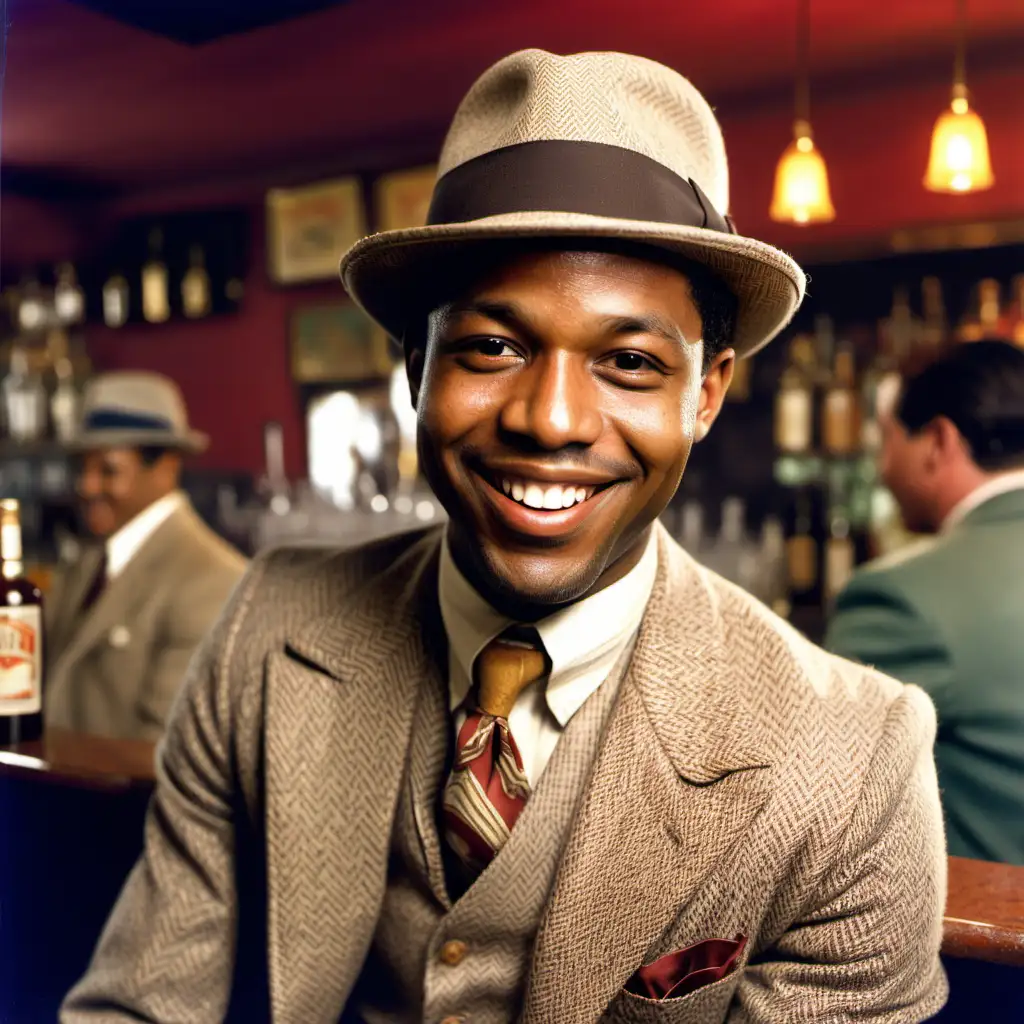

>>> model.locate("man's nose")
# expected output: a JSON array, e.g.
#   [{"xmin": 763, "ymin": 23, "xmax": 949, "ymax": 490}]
[{"xmin": 498, "ymin": 352, "xmax": 602, "ymax": 450}]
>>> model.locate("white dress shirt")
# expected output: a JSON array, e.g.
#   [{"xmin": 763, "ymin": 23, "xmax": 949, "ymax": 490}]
[
  {"xmin": 942, "ymin": 470, "xmax": 1024, "ymax": 533},
  {"xmin": 105, "ymin": 490, "xmax": 186, "ymax": 581},
  {"xmin": 438, "ymin": 529, "xmax": 658, "ymax": 785}
]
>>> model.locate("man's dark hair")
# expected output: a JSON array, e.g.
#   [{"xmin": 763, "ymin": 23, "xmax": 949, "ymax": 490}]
[
  {"xmin": 406, "ymin": 238, "xmax": 738, "ymax": 374},
  {"xmin": 137, "ymin": 445, "xmax": 172, "ymax": 467},
  {"xmin": 897, "ymin": 339, "xmax": 1024, "ymax": 471}
]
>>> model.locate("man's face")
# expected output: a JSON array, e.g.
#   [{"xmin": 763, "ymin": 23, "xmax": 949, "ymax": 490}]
[
  {"xmin": 878, "ymin": 407, "xmax": 938, "ymax": 534},
  {"xmin": 410, "ymin": 249, "xmax": 733, "ymax": 616},
  {"xmin": 75, "ymin": 447, "xmax": 178, "ymax": 539}
]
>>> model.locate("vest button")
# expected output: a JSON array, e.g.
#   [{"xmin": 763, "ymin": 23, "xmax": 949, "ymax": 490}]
[{"xmin": 439, "ymin": 939, "xmax": 468, "ymax": 966}]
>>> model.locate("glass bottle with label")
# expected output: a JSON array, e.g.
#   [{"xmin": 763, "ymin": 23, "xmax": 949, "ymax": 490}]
[
  {"xmin": 774, "ymin": 335, "xmax": 814, "ymax": 454},
  {"xmin": 16, "ymin": 277, "xmax": 48, "ymax": 334},
  {"xmin": 920, "ymin": 279, "xmax": 946, "ymax": 352},
  {"xmin": 3, "ymin": 346, "xmax": 48, "ymax": 443},
  {"xmin": 142, "ymin": 227, "xmax": 171, "ymax": 324},
  {"xmin": 53, "ymin": 263, "xmax": 85, "ymax": 326},
  {"xmin": 102, "ymin": 269, "xmax": 130, "ymax": 328},
  {"xmin": 786, "ymin": 488, "xmax": 819, "ymax": 606},
  {"xmin": 1002, "ymin": 275, "xmax": 1024, "ymax": 347},
  {"xmin": 824, "ymin": 478, "xmax": 856, "ymax": 604},
  {"xmin": 822, "ymin": 342, "xmax": 859, "ymax": 456},
  {"xmin": 181, "ymin": 245, "xmax": 212, "ymax": 319},
  {"xmin": 957, "ymin": 279, "xmax": 1001, "ymax": 343},
  {"xmin": 48, "ymin": 330, "xmax": 80, "ymax": 444},
  {"xmin": 0, "ymin": 499, "xmax": 44, "ymax": 744}
]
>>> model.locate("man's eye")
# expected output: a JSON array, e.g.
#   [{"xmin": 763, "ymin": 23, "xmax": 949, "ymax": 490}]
[
  {"xmin": 611, "ymin": 352, "xmax": 653, "ymax": 372},
  {"xmin": 475, "ymin": 338, "xmax": 514, "ymax": 357}
]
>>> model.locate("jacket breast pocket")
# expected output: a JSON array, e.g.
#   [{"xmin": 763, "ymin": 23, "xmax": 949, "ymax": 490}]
[{"xmin": 601, "ymin": 947, "xmax": 747, "ymax": 1024}]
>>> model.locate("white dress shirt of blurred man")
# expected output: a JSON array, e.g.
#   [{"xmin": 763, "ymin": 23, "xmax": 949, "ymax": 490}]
[{"xmin": 45, "ymin": 371, "xmax": 246, "ymax": 742}]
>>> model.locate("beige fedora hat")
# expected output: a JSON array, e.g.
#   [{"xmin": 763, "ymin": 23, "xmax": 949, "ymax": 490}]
[
  {"xmin": 70, "ymin": 371, "xmax": 208, "ymax": 453},
  {"xmin": 341, "ymin": 48, "xmax": 806, "ymax": 358}
]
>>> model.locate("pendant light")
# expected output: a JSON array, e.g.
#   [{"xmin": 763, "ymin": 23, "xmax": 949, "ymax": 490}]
[
  {"xmin": 770, "ymin": 0, "xmax": 835, "ymax": 225},
  {"xmin": 924, "ymin": 0, "xmax": 993, "ymax": 194}
]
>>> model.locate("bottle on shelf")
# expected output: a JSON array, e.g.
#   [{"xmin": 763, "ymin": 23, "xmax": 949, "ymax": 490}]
[
  {"xmin": 258, "ymin": 421, "xmax": 291, "ymax": 516},
  {"xmin": 181, "ymin": 244, "xmax": 212, "ymax": 319},
  {"xmin": 956, "ymin": 279, "xmax": 1001, "ymax": 343},
  {"xmin": 812, "ymin": 315, "xmax": 836, "ymax": 387},
  {"xmin": 824, "ymin": 476, "xmax": 856, "ymax": 603},
  {"xmin": 47, "ymin": 330, "xmax": 80, "ymax": 444},
  {"xmin": 1002, "ymin": 274, "xmax": 1024, "ymax": 347},
  {"xmin": 0, "ymin": 499, "xmax": 45, "ymax": 745},
  {"xmin": 2, "ymin": 345, "xmax": 48, "ymax": 443},
  {"xmin": 774, "ymin": 334, "xmax": 815, "ymax": 454},
  {"xmin": 920, "ymin": 278, "xmax": 946, "ymax": 352},
  {"xmin": 786, "ymin": 488, "xmax": 820, "ymax": 608},
  {"xmin": 757, "ymin": 515, "xmax": 789, "ymax": 617},
  {"xmin": 141, "ymin": 226, "xmax": 171, "ymax": 324},
  {"xmin": 16, "ymin": 277, "xmax": 48, "ymax": 334},
  {"xmin": 707, "ymin": 497, "xmax": 757, "ymax": 591},
  {"xmin": 821, "ymin": 341, "xmax": 859, "ymax": 456},
  {"xmin": 102, "ymin": 269, "xmax": 130, "ymax": 328},
  {"xmin": 679, "ymin": 500, "xmax": 705, "ymax": 555},
  {"xmin": 53, "ymin": 263, "xmax": 85, "ymax": 326}
]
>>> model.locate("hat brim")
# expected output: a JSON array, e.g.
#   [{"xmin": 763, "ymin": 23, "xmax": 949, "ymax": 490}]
[
  {"xmin": 340, "ymin": 211, "xmax": 805, "ymax": 359},
  {"xmin": 65, "ymin": 429, "xmax": 209, "ymax": 454}
]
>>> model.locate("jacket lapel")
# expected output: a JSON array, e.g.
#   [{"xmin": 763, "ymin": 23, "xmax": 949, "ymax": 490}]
[
  {"xmin": 46, "ymin": 544, "xmax": 103, "ymax": 662},
  {"xmin": 51, "ymin": 506, "xmax": 189, "ymax": 676},
  {"xmin": 265, "ymin": 534, "xmax": 445, "ymax": 1022},
  {"xmin": 525, "ymin": 527, "xmax": 774, "ymax": 1024}
]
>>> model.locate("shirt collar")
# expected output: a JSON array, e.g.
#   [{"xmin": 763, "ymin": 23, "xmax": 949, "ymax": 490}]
[
  {"xmin": 438, "ymin": 528, "xmax": 659, "ymax": 725},
  {"xmin": 106, "ymin": 490, "xmax": 185, "ymax": 579},
  {"xmin": 941, "ymin": 470, "xmax": 1024, "ymax": 533}
]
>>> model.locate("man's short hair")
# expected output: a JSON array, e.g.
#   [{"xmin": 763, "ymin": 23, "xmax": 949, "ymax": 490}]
[
  {"xmin": 897, "ymin": 339, "xmax": 1024, "ymax": 471},
  {"xmin": 407, "ymin": 239, "xmax": 738, "ymax": 375}
]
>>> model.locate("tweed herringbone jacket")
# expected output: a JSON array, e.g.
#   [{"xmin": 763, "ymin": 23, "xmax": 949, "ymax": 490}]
[{"xmin": 61, "ymin": 525, "xmax": 948, "ymax": 1023}]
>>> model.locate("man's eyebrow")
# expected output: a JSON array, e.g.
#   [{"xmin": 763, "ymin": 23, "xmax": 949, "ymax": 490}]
[
  {"xmin": 599, "ymin": 313, "xmax": 690, "ymax": 347},
  {"xmin": 441, "ymin": 299, "xmax": 538, "ymax": 337}
]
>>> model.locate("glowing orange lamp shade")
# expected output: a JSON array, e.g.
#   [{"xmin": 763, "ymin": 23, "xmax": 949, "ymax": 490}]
[
  {"xmin": 769, "ymin": 121, "xmax": 836, "ymax": 225},
  {"xmin": 924, "ymin": 89, "xmax": 994, "ymax": 194}
]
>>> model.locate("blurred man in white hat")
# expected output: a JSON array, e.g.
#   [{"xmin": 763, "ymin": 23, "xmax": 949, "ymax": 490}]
[
  {"xmin": 64, "ymin": 50, "xmax": 945, "ymax": 1023},
  {"xmin": 45, "ymin": 371, "xmax": 246, "ymax": 742}
]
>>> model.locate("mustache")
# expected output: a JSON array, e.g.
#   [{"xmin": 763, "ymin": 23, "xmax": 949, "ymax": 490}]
[{"xmin": 461, "ymin": 444, "xmax": 640, "ymax": 479}]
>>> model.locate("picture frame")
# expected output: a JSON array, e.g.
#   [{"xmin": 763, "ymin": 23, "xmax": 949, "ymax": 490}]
[
  {"xmin": 266, "ymin": 177, "xmax": 367, "ymax": 285},
  {"xmin": 374, "ymin": 165, "xmax": 437, "ymax": 232},
  {"xmin": 290, "ymin": 302, "xmax": 393, "ymax": 384}
]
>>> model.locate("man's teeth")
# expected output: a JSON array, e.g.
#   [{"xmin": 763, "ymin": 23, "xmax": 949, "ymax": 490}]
[{"xmin": 500, "ymin": 478, "xmax": 594, "ymax": 509}]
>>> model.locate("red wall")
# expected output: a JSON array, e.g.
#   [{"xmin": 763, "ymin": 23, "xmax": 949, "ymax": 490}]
[{"xmin": 19, "ymin": 63, "xmax": 1024, "ymax": 477}]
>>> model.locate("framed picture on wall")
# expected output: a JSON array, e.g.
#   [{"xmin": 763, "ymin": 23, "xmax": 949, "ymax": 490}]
[
  {"xmin": 266, "ymin": 177, "xmax": 367, "ymax": 285},
  {"xmin": 290, "ymin": 302, "xmax": 394, "ymax": 384},
  {"xmin": 374, "ymin": 165, "xmax": 437, "ymax": 232}
]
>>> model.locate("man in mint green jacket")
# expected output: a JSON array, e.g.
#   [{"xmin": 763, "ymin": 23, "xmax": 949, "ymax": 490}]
[{"xmin": 828, "ymin": 340, "xmax": 1024, "ymax": 865}]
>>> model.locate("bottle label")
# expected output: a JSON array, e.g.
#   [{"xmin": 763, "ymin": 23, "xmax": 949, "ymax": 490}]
[
  {"xmin": 775, "ymin": 390, "xmax": 813, "ymax": 453},
  {"xmin": 0, "ymin": 606, "xmax": 42, "ymax": 715}
]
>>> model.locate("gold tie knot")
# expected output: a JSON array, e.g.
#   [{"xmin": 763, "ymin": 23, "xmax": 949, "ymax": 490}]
[{"xmin": 474, "ymin": 629, "xmax": 549, "ymax": 719}]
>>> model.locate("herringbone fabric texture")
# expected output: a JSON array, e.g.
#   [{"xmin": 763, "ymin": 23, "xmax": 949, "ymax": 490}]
[
  {"xmin": 61, "ymin": 524, "xmax": 947, "ymax": 1024},
  {"xmin": 339, "ymin": 49, "xmax": 806, "ymax": 359},
  {"xmin": 351, "ymin": 636, "xmax": 628, "ymax": 1024}
]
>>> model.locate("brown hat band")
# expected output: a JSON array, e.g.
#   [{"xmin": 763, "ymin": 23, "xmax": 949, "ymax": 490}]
[{"xmin": 427, "ymin": 140, "xmax": 735, "ymax": 235}]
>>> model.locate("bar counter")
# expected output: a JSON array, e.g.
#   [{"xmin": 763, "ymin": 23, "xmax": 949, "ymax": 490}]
[{"xmin": 1, "ymin": 731, "xmax": 1022, "ymax": 1020}]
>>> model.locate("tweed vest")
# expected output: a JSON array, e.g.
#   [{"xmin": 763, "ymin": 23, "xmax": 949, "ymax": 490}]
[{"xmin": 347, "ymin": 645, "xmax": 632, "ymax": 1024}]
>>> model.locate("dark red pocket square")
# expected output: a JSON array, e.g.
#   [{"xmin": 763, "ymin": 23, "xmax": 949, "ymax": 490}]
[{"xmin": 626, "ymin": 934, "xmax": 748, "ymax": 1001}]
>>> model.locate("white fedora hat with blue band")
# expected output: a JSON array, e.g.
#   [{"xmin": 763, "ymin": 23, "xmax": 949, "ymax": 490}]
[{"xmin": 69, "ymin": 371, "xmax": 208, "ymax": 453}]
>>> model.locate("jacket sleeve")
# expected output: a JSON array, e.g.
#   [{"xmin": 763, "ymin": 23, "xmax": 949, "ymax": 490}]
[
  {"xmin": 825, "ymin": 572, "xmax": 955, "ymax": 707},
  {"xmin": 60, "ymin": 556, "xmax": 266, "ymax": 1023},
  {"xmin": 135, "ymin": 563, "xmax": 247, "ymax": 742},
  {"xmin": 733, "ymin": 686, "xmax": 949, "ymax": 1022}
]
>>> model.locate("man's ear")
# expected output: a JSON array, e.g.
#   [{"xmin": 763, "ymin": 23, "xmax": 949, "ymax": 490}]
[
  {"xmin": 403, "ymin": 323, "xmax": 427, "ymax": 409},
  {"xmin": 930, "ymin": 415, "xmax": 970, "ymax": 465},
  {"xmin": 695, "ymin": 348, "xmax": 735, "ymax": 442}
]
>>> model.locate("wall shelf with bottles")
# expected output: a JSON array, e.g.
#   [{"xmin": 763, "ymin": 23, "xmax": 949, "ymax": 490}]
[{"xmin": 666, "ymin": 239, "xmax": 1024, "ymax": 643}]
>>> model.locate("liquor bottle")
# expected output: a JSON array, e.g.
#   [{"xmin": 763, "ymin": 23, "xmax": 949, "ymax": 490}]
[
  {"xmin": 102, "ymin": 269, "xmax": 130, "ymax": 328},
  {"xmin": 53, "ymin": 263, "xmax": 85, "ymax": 326},
  {"xmin": 141, "ymin": 227, "xmax": 171, "ymax": 324},
  {"xmin": 822, "ymin": 342, "xmax": 859, "ymax": 456},
  {"xmin": 2, "ymin": 346, "xmax": 47, "ymax": 443},
  {"xmin": 774, "ymin": 335, "xmax": 814, "ymax": 454},
  {"xmin": 258, "ymin": 421, "xmax": 291, "ymax": 515},
  {"xmin": 786, "ymin": 488, "xmax": 819, "ymax": 606},
  {"xmin": 812, "ymin": 315, "xmax": 836, "ymax": 386},
  {"xmin": 920, "ymin": 278, "xmax": 946, "ymax": 352},
  {"xmin": 181, "ymin": 245, "xmax": 212, "ymax": 319},
  {"xmin": 16, "ymin": 277, "xmax": 47, "ymax": 334},
  {"xmin": 824, "ymin": 475, "xmax": 855, "ymax": 603},
  {"xmin": 679, "ymin": 501, "xmax": 704, "ymax": 554},
  {"xmin": 48, "ymin": 330, "xmax": 79, "ymax": 444},
  {"xmin": 956, "ymin": 279, "xmax": 1000, "ymax": 343},
  {"xmin": 758, "ymin": 515, "xmax": 789, "ymax": 617},
  {"xmin": 0, "ymin": 500, "xmax": 44, "ymax": 745},
  {"xmin": 1002, "ymin": 275, "xmax": 1024, "ymax": 347}
]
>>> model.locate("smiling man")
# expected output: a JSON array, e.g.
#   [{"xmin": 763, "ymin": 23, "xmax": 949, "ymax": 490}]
[{"xmin": 63, "ymin": 50, "xmax": 947, "ymax": 1024}]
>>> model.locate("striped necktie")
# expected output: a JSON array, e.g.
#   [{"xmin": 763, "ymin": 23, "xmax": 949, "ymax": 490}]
[{"xmin": 442, "ymin": 629, "xmax": 549, "ymax": 874}]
